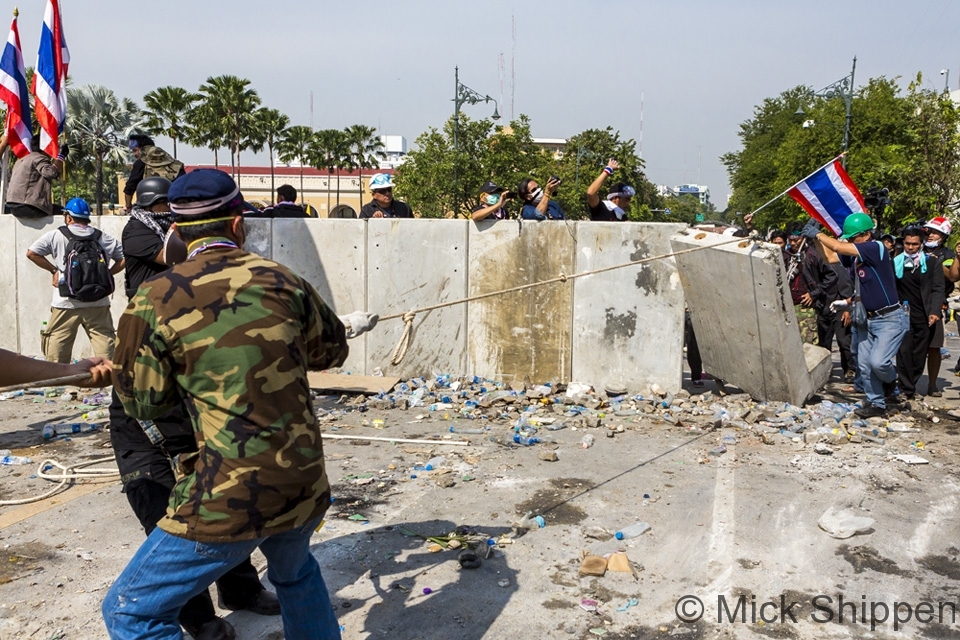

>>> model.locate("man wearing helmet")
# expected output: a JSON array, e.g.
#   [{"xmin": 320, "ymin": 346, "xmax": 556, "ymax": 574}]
[
  {"xmin": 802, "ymin": 213, "xmax": 908, "ymax": 418},
  {"xmin": 360, "ymin": 173, "xmax": 413, "ymax": 218},
  {"xmin": 922, "ymin": 217, "xmax": 960, "ymax": 391},
  {"xmin": 25, "ymin": 198, "xmax": 124, "ymax": 362}
]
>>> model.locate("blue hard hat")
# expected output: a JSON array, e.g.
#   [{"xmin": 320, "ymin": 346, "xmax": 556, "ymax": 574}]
[{"xmin": 64, "ymin": 197, "xmax": 91, "ymax": 219}]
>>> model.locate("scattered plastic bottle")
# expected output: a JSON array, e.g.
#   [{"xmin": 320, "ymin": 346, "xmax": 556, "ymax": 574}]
[
  {"xmin": 515, "ymin": 511, "xmax": 546, "ymax": 529},
  {"xmin": 82, "ymin": 409, "xmax": 108, "ymax": 421},
  {"xmin": 615, "ymin": 522, "xmax": 651, "ymax": 540},
  {"xmin": 424, "ymin": 456, "xmax": 445, "ymax": 471},
  {"xmin": 59, "ymin": 391, "xmax": 74, "ymax": 402},
  {"xmin": 449, "ymin": 426, "xmax": 485, "ymax": 435},
  {"xmin": 513, "ymin": 434, "xmax": 541, "ymax": 446},
  {"xmin": 0, "ymin": 390, "xmax": 24, "ymax": 400},
  {"xmin": 580, "ymin": 434, "xmax": 595, "ymax": 449},
  {"xmin": 545, "ymin": 422, "xmax": 567, "ymax": 431},
  {"xmin": 1, "ymin": 454, "xmax": 31, "ymax": 465},
  {"xmin": 42, "ymin": 423, "xmax": 99, "ymax": 439},
  {"xmin": 0, "ymin": 449, "xmax": 10, "ymax": 457},
  {"xmin": 427, "ymin": 402, "xmax": 453, "ymax": 411}
]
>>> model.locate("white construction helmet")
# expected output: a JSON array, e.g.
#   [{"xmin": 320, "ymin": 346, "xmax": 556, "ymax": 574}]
[
  {"xmin": 369, "ymin": 173, "xmax": 395, "ymax": 191},
  {"xmin": 925, "ymin": 216, "xmax": 952, "ymax": 235}
]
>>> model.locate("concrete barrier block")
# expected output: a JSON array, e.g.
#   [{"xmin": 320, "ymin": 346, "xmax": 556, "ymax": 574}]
[
  {"xmin": 467, "ymin": 220, "xmax": 574, "ymax": 383},
  {"xmin": 243, "ymin": 218, "xmax": 272, "ymax": 260},
  {"xmin": 272, "ymin": 219, "xmax": 366, "ymax": 373},
  {"xmin": 573, "ymin": 222, "xmax": 686, "ymax": 393},
  {"xmin": 0, "ymin": 215, "xmax": 19, "ymax": 351},
  {"xmin": 366, "ymin": 219, "xmax": 467, "ymax": 379},
  {"xmin": 16, "ymin": 216, "xmax": 57, "ymax": 357},
  {"xmin": 670, "ymin": 228, "xmax": 830, "ymax": 405}
]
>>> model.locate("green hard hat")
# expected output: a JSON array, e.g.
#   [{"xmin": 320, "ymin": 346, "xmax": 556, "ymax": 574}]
[{"xmin": 840, "ymin": 212, "xmax": 874, "ymax": 239}]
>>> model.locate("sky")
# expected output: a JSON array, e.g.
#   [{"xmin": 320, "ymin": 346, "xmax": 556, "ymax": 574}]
[{"xmin": 11, "ymin": 0, "xmax": 960, "ymax": 206}]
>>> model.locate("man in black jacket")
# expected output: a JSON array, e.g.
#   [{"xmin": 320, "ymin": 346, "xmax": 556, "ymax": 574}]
[
  {"xmin": 895, "ymin": 227, "xmax": 945, "ymax": 399},
  {"xmin": 123, "ymin": 134, "xmax": 185, "ymax": 212},
  {"xmin": 247, "ymin": 184, "xmax": 309, "ymax": 218},
  {"xmin": 802, "ymin": 246, "xmax": 855, "ymax": 380}
]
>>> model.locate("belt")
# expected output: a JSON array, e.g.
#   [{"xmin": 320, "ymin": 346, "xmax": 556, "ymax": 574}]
[{"xmin": 866, "ymin": 303, "xmax": 901, "ymax": 319}]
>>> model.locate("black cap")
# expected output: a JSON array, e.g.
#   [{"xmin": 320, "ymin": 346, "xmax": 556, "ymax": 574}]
[{"xmin": 479, "ymin": 181, "xmax": 505, "ymax": 195}]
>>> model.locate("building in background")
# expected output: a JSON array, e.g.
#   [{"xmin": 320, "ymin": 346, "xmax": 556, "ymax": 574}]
[
  {"xmin": 657, "ymin": 183, "xmax": 711, "ymax": 206},
  {"xmin": 532, "ymin": 137, "xmax": 567, "ymax": 159},
  {"xmin": 379, "ymin": 135, "xmax": 408, "ymax": 169}
]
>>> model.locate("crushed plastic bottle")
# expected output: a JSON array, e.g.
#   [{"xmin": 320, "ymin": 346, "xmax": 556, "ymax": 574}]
[
  {"xmin": 615, "ymin": 522, "xmax": 651, "ymax": 540},
  {"xmin": 427, "ymin": 402, "xmax": 453, "ymax": 411},
  {"xmin": 545, "ymin": 422, "xmax": 567, "ymax": 431},
  {"xmin": 82, "ymin": 409, "xmax": 108, "ymax": 421},
  {"xmin": 515, "ymin": 511, "xmax": 546, "ymax": 529},
  {"xmin": 449, "ymin": 426, "xmax": 485, "ymax": 435},
  {"xmin": 513, "ymin": 434, "xmax": 541, "ymax": 446},
  {"xmin": 1, "ymin": 454, "xmax": 32, "ymax": 465},
  {"xmin": 580, "ymin": 434, "xmax": 595, "ymax": 449},
  {"xmin": 0, "ymin": 390, "xmax": 24, "ymax": 400},
  {"xmin": 424, "ymin": 456, "xmax": 445, "ymax": 471},
  {"xmin": 42, "ymin": 423, "xmax": 99, "ymax": 439}
]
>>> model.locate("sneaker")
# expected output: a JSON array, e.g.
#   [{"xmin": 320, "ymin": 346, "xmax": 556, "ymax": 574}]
[
  {"xmin": 844, "ymin": 370, "xmax": 856, "ymax": 383},
  {"xmin": 855, "ymin": 405, "xmax": 888, "ymax": 419},
  {"xmin": 928, "ymin": 388, "xmax": 943, "ymax": 398},
  {"xmin": 941, "ymin": 347, "xmax": 951, "ymax": 358}
]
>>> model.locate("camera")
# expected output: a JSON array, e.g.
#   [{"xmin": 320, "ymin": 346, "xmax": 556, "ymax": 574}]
[
  {"xmin": 862, "ymin": 187, "xmax": 890, "ymax": 216},
  {"xmin": 549, "ymin": 176, "xmax": 562, "ymax": 185}
]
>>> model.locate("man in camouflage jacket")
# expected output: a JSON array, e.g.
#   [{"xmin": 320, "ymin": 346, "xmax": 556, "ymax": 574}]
[{"xmin": 103, "ymin": 169, "xmax": 351, "ymax": 640}]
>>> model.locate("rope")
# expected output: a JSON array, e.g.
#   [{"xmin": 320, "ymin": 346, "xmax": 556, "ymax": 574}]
[
  {"xmin": 380, "ymin": 233, "xmax": 755, "ymax": 363},
  {"xmin": 0, "ymin": 455, "xmax": 119, "ymax": 506}
]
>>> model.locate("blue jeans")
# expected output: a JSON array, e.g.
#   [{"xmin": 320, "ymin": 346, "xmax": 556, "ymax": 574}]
[
  {"xmin": 102, "ymin": 518, "xmax": 340, "ymax": 640},
  {"xmin": 858, "ymin": 308, "xmax": 908, "ymax": 408}
]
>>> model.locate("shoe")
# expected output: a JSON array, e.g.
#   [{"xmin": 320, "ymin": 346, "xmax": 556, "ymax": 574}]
[
  {"xmin": 184, "ymin": 617, "xmax": 236, "ymax": 640},
  {"xmin": 855, "ymin": 405, "xmax": 888, "ymax": 419},
  {"xmin": 844, "ymin": 370, "xmax": 856, "ymax": 383},
  {"xmin": 219, "ymin": 589, "xmax": 281, "ymax": 616},
  {"xmin": 928, "ymin": 388, "xmax": 943, "ymax": 398},
  {"xmin": 692, "ymin": 380, "xmax": 704, "ymax": 387}
]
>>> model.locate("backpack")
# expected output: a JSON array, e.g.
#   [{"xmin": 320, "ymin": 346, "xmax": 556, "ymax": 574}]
[
  {"xmin": 141, "ymin": 145, "xmax": 184, "ymax": 182},
  {"xmin": 58, "ymin": 227, "xmax": 115, "ymax": 302}
]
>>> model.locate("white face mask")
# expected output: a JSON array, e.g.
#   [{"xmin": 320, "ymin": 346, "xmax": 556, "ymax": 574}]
[
  {"xmin": 530, "ymin": 187, "xmax": 543, "ymax": 204},
  {"xmin": 925, "ymin": 240, "xmax": 940, "ymax": 249}
]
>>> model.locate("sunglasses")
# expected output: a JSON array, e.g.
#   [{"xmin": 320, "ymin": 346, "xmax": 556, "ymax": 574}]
[{"xmin": 373, "ymin": 188, "xmax": 393, "ymax": 194}]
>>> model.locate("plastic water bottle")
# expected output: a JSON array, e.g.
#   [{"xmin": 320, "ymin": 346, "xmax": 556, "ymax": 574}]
[
  {"xmin": 0, "ymin": 390, "xmax": 24, "ymax": 400},
  {"xmin": 449, "ymin": 426, "xmax": 485, "ymax": 434},
  {"xmin": 580, "ymin": 434, "xmax": 595, "ymax": 449},
  {"xmin": 82, "ymin": 409, "xmax": 109, "ymax": 421},
  {"xmin": 615, "ymin": 522, "xmax": 651, "ymax": 540},
  {"xmin": 427, "ymin": 402, "xmax": 453, "ymax": 411},
  {"xmin": 424, "ymin": 456, "xmax": 445, "ymax": 471},
  {"xmin": 42, "ymin": 423, "xmax": 99, "ymax": 439},
  {"xmin": 513, "ymin": 434, "xmax": 541, "ymax": 445},
  {"xmin": 1, "ymin": 454, "xmax": 31, "ymax": 465}
]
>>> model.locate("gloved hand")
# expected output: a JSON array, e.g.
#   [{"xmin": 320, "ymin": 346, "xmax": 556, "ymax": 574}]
[
  {"xmin": 338, "ymin": 311, "xmax": 379, "ymax": 339},
  {"xmin": 57, "ymin": 143, "xmax": 70, "ymax": 161},
  {"xmin": 829, "ymin": 299, "xmax": 850, "ymax": 313},
  {"xmin": 800, "ymin": 218, "xmax": 821, "ymax": 240}
]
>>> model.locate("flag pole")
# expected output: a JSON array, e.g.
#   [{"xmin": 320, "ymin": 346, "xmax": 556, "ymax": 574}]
[{"xmin": 748, "ymin": 153, "xmax": 847, "ymax": 217}]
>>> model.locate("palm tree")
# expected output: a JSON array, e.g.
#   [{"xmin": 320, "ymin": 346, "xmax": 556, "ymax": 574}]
[
  {"xmin": 254, "ymin": 108, "xmax": 289, "ymax": 203},
  {"xmin": 345, "ymin": 124, "xmax": 386, "ymax": 211},
  {"xmin": 197, "ymin": 75, "xmax": 261, "ymax": 178},
  {"xmin": 184, "ymin": 101, "xmax": 226, "ymax": 168},
  {"xmin": 66, "ymin": 84, "xmax": 144, "ymax": 214},
  {"xmin": 141, "ymin": 86, "xmax": 196, "ymax": 159},
  {"xmin": 310, "ymin": 128, "xmax": 348, "ymax": 213},
  {"xmin": 277, "ymin": 125, "xmax": 313, "ymax": 204}
]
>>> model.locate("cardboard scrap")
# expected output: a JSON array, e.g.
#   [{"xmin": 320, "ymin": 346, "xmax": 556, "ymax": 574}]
[
  {"xmin": 606, "ymin": 552, "xmax": 633, "ymax": 573},
  {"xmin": 307, "ymin": 372, "xmax": 400, "ymax": 395},
  {"xmin": 894, "ymin": 454, "xmax": 928, "ymax": 465},
  {"xmin": 579, "ymin": 555, "xmax": 608, "ymax": 577}
]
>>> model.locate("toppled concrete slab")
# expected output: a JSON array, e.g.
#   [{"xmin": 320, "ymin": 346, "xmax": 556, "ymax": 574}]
[{"xmin": 670, "ymin": 229, "xmax": 831, "ymax": 405}]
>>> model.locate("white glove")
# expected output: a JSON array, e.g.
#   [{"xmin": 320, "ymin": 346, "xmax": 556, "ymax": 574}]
[
  {"xmin": 829, "ymin": 300, "xmax": 850, "ymax": 313},
  {"xmin": 338, "ymin": 311, "xmax": 379, "ymax": 339}
]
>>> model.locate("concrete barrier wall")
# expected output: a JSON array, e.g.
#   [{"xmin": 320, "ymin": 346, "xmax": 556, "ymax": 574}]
[{"xmin": 2, "ymin": 216, "xmax": 686, "ymax": 392}]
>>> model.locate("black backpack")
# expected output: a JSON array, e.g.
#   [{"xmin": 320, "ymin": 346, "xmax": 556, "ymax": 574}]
[{"xmin": 58, "ymin": 226, "xmax": 115, "ymax": 302}]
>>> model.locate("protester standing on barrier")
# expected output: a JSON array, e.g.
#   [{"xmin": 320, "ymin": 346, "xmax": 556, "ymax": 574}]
[
  {"xmin": 803, "ymin": 214, "xmax": 907, "ymax": 418},
  {"xmin": 586, "ymin": 159, "xmax": 634, "ymax": 221},
  {"xmin": 6, "ymin": 132, "xmax": 66, "ymax": 218},
  {"xmin": 110, "ymin": 176, "xmax": 277, "ymax": 640},
  {"xmin": 518, "ymin": 176, "xmax": 565, "ymax": 220},
  {"xmin": 893, "ymin": 226, "xmax": 944, "ymax": 400},
  {"xmin": 123, "ymin": 134, "xmax": 184, "ymax": 212},
  {"xmin": 360, "ymin": 173, "xmax": 413, "ymax": 218}
]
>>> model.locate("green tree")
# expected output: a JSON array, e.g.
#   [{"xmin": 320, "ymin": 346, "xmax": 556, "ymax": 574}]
[
  {"xmin": 253, "ymin": 108, "xmax": 290, "ymax": 203},
  {"xmin": 141, "ymin": 86, "xmax": 196, "ymax": 158},
  {"xmin": 197, "ymin": 75, "xmax": 261, "ymax": 178},
  {"xmin": 344, "ymin": 124, "xmax": 385, "ymax": 211},
  {"xmin": 277, "ymin": 125, "xmax": 313, "ymax": 203},
  {"xmin": 184, "ymin": 101, "xmax": 227, "ymax": 168},
  {"xmin": 309, "ymin": 128, "xmax": 349, "ymax": 212},
  {"xmin": 66, "ymin": 84, "xmax": 144, "ymax": 214}
]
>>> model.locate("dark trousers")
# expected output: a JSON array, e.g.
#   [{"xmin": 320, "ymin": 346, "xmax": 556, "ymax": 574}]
[
  {"xmin": 897, "ymin": 318, "xmax": 933, "ymax": 395},
  {"xmin": 817, "ymin": 309, "xmax": 853, "ymax": 373},
  {"xmin": 108, "ymin": 392, "xmax": 264, "ymax": 631},
  {"xmin": 685, "ymin": 315, "xmax": 702, "ymax": 379}
]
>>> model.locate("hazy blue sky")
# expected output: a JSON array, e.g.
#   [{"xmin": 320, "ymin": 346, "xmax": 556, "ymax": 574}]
[{"xmin": 11, "ymin": 0, "xmax": 960, "ymax": 204}]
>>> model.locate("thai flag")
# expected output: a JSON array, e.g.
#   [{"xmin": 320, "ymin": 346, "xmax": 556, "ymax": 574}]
[
  {"xmin": 788, "ymin": 158, "xmax": 865, "ymax": 237},
  {"xmin": 32, "ymin": 0, "xmax": 69, "ymax": 157},
  {"xmin": 0, "ymin": 13, "xmax": 31, "ymax": 158}
]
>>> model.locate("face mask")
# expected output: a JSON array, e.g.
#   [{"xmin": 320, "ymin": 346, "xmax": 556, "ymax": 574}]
[
  {"xmin": 925, "ymin": 240, "xmax": 940, "ymax": 249},
  {"xmin": 485, "ymin": 194, "xmax": 500, "ymax": 206},
  {"xmin": 904, "ymin": 251, "xmax": 921, "ymax": 260},
  {"xmin": 530, "ymin": 187, "xmax": 543, "ymax": 204}
]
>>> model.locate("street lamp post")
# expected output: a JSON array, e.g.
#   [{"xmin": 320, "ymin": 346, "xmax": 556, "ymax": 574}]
[
  {"xmin": 797, "ymin": 56, "xmax": 857, "ymax": 167},
  {"xmin": 573, "ymin": 140, "xmax": 594, "ymax": 191},
  {"xmin": 452, "ymin": 66, "xmax": 500, "ymax": 216},
  {"xmin": 941, "ymin": 68, "xmax": 950, "ymax": 93}
]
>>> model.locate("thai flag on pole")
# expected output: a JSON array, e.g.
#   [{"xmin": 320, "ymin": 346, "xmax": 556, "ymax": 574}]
[
  {"xmin": 0, "ymin": 13, "xmax": 31, "ymax": 158},
  {"xmin": 788, "ymin": 158, "xmax": 866, "ymax": 237},
  {"xmin": 32, "ymin": 0, "xmax": 69, "ymax": 157}
]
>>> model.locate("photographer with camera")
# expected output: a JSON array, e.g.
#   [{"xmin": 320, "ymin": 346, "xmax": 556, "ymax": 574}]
[
  {"xmin": 471, "ymin": 181, "xmax": 514, "ymax": 221},
  {"xmin": 587, "ymin": 158, "xmax": 635, "ymax": 221},
  {"xmin": 518, "ymin": 176, "xmax": 565, "ymax": 220}
]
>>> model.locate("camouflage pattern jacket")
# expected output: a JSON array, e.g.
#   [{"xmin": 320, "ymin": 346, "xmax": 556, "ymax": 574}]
[{"xmin": 114, "ymin": 239, "xmax": 348, "ymax": 542}]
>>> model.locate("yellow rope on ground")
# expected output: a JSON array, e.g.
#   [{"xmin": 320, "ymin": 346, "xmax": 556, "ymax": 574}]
[{"xmin": 381, "ymin": 233, "xmax": 755, "ymax": 363}]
